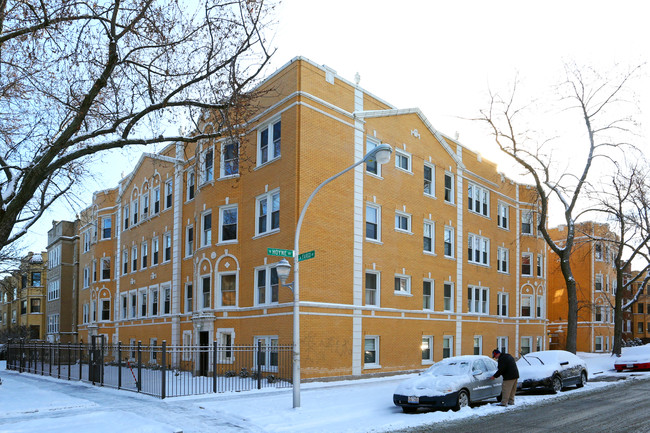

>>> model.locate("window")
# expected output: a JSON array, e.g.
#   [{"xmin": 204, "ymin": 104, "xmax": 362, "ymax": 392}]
[
  {"xmin": 521, "ymin": 337, "xmax": 532, "ymax": 355},
  {"xmin": 100, "ymin": 257, "xmax": 111, "ymax": 281},
  {"xmin": 47, "ymin": 314, "xmax": 60, "ymax": 334},
  {"xmin": 83, "ymin": 266, "xmax": 90, "ymax": 288},
  {"xmin": 139, "ymin": 290, "xmax": 147, "ymax": 317},
  {"xmin": 443, "ymin": 282, "xmax": 453, "ymax": 312},
  {"xmin": 537, "ymin": 295, "xmax": 544, "ymax": 318},
  {"xmin": 366, "ymin": 138, "xmax": 381, "ymax": 176},
  {"xmin": 47, "ymin": 280, "xmax": 60, "ymax": 301},
  {"xmin": 122, "ymin": 249, "xmax": 128, "ymax": 275},
  {"xmin": 183, "ymin": 284, "xmax": 191, "ymax": 313},
  {"xmin": 595, "ymin": 335, "xmax": 603, "ymax": 352},
  {"xmin": 219, "ymin": 273, "xmax": 237, "ymax": 307},
  {"xmin": 163, "ymin": 233, "xmax": 171, "ymax": 262},
  {"xmin": 254, "ymin": 336, "xmax": 279, "ymax": 371},
  {"xmin": 422, "ymin": 336, "xmax": 433, "ymax": 363},
  {"xmin": 497, "ymin": 247, "xmax": 509, "ymax": 273},
  {"xmin": 21, "ymin": 300, "xmax": 27, "ymax": 315},
  {"xmin": 83, "ymin": 303, "xmax": 90, "ymax": 323},
  {"xmin": 443, "ymin": 336, "xmax": 453, "ymax": 358},
  {"xmin": 202, "ymin": 211, "xmax": 212, "ymax": 247},
  {"xmin": 365, "ymin": 204, "xmax": 380, "ymax": 241},
  {"xmin": 497, "ymin": 292, "xmax": 509, "ymax": 316},
  {"xmin": 165, "ymin": 179, "xmax": 173, "ymax": 209},
  {"xmin": 443, "ymin": 227, "xmax": 454, "ymax": 258},
  {"xmin": 497, "ymin": 203, "xmax": 509, "ymax": 229},
  {"xmin": 467, "ymin": 286, "xmax": 489, "ymax": 314},
  {"xmin": 123, "ymin": 205, "xmax": 130, "ymax": 230},
  {"xmin": 595, "ymin": 305, "xmax": 604, "ymax": 322},
  {"xmin": 638, "ymin": 303, "xmax": 644, "ymax": 314},
  {"xmin": 595, "ymin": 242, "xmax": 603, "ymax": 260},
  {"xmin": 423, "ymin": 221, "xmax": 434, "ymax": 253},
  {"xmin": 423, "ymin": 280, "xmax": 433, "ymax": 310},
  {"xmin": 216, "ymin": 331, "xmax": 233, "ymax": 363},
  {"xmin": 219, "ymin": 205, "xmax": 238, "ymax": 243},
  {"xmin": 522, "ymin": 252, "xmax": 533, "ymax": 276},
  {"xmin": 521, "ymin": 295, "xmax": 533, "ymax": 317},
  {"xmin": 101, "ymin": 299, "xmax": 110, "ymax": 321},
  {"xmin": 221, "ymin": 140, "xmax": 239, "ymax": 177},
  {"xmin": 423, "ymin": 163, "xmax": 435, "ymax": 196},
  {"xmin": 200, "ymin": 275, "xmax": 211, "ymax": 310},
  {"xmin": 130, "ymin": 292, "xmax": 137, "ymax": 318},
  {"xmin": 395, "ymin": 211, "xmax": 411, "ymax": 233},
  {"xmin": 364, "ymin": 336, "xmax": 380, "ymax": 367},
  {"xmin": 132, "ymin": 200, "xmax": 139, "ymax": 225},
  {"xmin": 141, "ymin": 241, "xmax": 148, "ymax": 269},
  {"xmin": 152, "ymin": 237, "xmax": 159, "ymax": 265},
  {"xmin": 638, "ymin": 322, "xmax": 644, "ymax": 333},
  {"xmin": 256, "ymin": 266, "xmax": 279, "ymax": 305},
  {"xmin": 444, "ymin": 173, "xmax": 454, "ymax": 203},
  {"xmin": 467, "ymin": 183, "xmax": 489, "ymax": 217},
  {"xmin": 30, "ymin": 271, "xmax": 41, "ymax": 286},
  {"xmin": 101, "ymin": 217, "xmax": 112, "ymax": 239},
  {"xmin": 258, "ymin": 119, "xmax": 281, "ymax": 165},
  {"xmin": 142, "ymin": 194, "xmax": 149, "ymax": 218},
  {"xmin": 147, "ymin": 287, "xmax": 159, "ymax": 317},
  {"xmin": 187, "ymin": 171, "xmax": 195, "ymax": 201},
  {"xmin": 365, "ymin": 272, "xmax": 379, "ymax": 307},
  {"xmin": 162, "ymin": 284, "xmax": 171, "ymax": 314},
  {"xmin": 497, "ymin": 336, "xmax": 508, "ymax": 354},
  {"xmin": 92, "ymin": 260, "xmax": 97, "ymax": 282},
  {"xmin": 200, "ymin": 146, "xmax": 214, "ymax": 183},
  {"xmin": 522, "ymin": 210, "xmax": 533, "ymax": 235},
  {"xmin": 595, "ymin": 274, "xmax": 603, "ymax": 291},
  {"xmin": 256, "ymin": 190, "xmax": 280, "ymax": 235},
  {"xmin": 536, "ymin": 255, "xmax": 543, "ymax": 277},
  {"xmin": 131, "ymin": 245, "xmax": 138, "ymax": 272},
  {"xmin": 467, "ymin": 233, "xmax": 489, "ymax": 266},
  {"xmin": 394, "ymin": 274, "xmax": 411, "ymax": 294},
  {"xmin": 473, "ymin": 336, "xmax": 482, "ymax": 355},
  {"xmin": 120, "ymin": 295, "xmax": 127, "ymax": 319},
  {"xmin": 536, "ymin": 336, "xmax": 543, "ymax": 352},
  {"xmin": 185, "ymin": 226, "xmax": 194, "ymax": 257},
  {"xmin": 153, "ymin": 187, "xmax": 160, "ymax": 214},
  {"xmin": 394, "ymin": 149, "xmax": 411, "ymax": 172}
]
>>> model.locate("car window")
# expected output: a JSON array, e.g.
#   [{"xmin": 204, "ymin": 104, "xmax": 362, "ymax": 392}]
[{"xmin": 473, "ymin": 359, "xmax": 489, "ymax": 373}]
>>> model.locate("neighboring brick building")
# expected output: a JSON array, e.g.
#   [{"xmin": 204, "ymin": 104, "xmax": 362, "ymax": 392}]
[
  {"xmin": 68, "ymin": 57, "xmax": 548, "ymax": 379},
  {"xmin": 547, "ymin": 222, "xmax": 618, "ymax": 352},
  {"xmin": 629, "ymin": 270, "xmax": 650, "ymax": 343}
]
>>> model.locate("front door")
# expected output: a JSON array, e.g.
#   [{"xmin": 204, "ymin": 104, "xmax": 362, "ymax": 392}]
[{"xmin": 199, "ymin": 331, "xmax": 209, "ymax": 376}]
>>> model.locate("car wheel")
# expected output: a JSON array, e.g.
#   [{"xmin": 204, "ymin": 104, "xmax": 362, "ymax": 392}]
[
  {"xmin": 454, "ymin": 390, "xmax": 469, "ymax": 411},
  {"xmin": 402, "ymin": 406, "xmax": 417, "ymax": 414},
  {"xmin": 551, "ymin": 376, "xmax": 562, "ymax": 393},
  {"xmin": 576, "ymin": 371, "xmax": 587, "ymax": 388}
]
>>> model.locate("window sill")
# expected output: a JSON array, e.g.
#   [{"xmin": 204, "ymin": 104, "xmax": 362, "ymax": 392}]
[
  {"xmin": 444, "ymin": 200, "xmax": 455, "ymax": 206},
  {"xmin": 217, "ymin": 240, "xmax": 238, "ymax": 246},
  {"xmin": 395, "ymin": 229, "xmax": 413, "ymax": 235},
  {"xmin": 218, "ymin": 174, "xmax": 240, "ymax": 181},
  {"xmin": 394, "ymin": 291, "xmax": 412, "ymax": 297},
  {"xmin": 443, "ymin": 255, "xmax": 456, "ymax": 260},
  {"xmin": 365, "ymin": 172, "xmax": 383, "ymax": 180},
  {"xmin": 497, "ymin": 225, "xmax": 510, "ymax": 231},
  {"xmin": 394, "ymin": 167, "xmax": 413, "ymax": 175},
  {"xmin": 365, "ymin": 239, "xmax": 383, "ymax": 245},
  {"xmin": 424, "ymin": 193, "xmax": 436, "ymax": 200},
  {"xmin": 364, "ymin": 364, "xmax": 382, "ymax": 370},
  {"xmin": 253, "ymin": 229, "xmax": 280, "ymax": 240},
  {"xmin": 422, "ymin": 360, "xmax": 434, "ymax": 366},
  {"xmin": 254, "ymin": 156, "xmax": 281, "ymax": 170}
]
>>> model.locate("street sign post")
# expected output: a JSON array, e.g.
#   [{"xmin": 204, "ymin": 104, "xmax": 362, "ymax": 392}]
[
  {"xmin": 298, "ymin": 251, "xmax": 315, "ymax": 262},
  {"xmin": 267, "ymin": 248, "xmax": 294, "ymax": 258}
]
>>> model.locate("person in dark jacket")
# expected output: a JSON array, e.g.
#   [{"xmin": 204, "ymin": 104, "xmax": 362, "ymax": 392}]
[{"xmin": 490, "ymin": 349, "xmax": 519, "ymax": 406}]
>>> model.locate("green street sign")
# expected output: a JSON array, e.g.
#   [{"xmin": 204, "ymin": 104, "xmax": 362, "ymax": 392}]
[
  {"xmin": 267, "ymin": 248, "xmax": 294, "ymax": 257},
  {"xmin": 298, "ymin": 250, "xmax": 316, "ymax": 262}
]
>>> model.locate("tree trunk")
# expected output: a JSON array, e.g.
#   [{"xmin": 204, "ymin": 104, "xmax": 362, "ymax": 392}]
[
  {"xmin": 560, "ymin": 253, "xmax": 578, "ymax": 354},
  {"xmin": 612, "ymin": 271, "xmax": 625, "ymax": 356}
]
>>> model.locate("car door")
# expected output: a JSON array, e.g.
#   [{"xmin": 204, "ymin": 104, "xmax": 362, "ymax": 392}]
[
  {"xmin": 470, "ymin": 359, "xmax": 492, "ymax": 401},
  {"xmin": 557, "ymin": 353, "xmax": 576, "ymax": 385}
]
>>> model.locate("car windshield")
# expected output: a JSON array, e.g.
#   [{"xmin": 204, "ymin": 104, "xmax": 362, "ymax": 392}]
[
  {"xmin": 425, "ymin": 360, "xmax": 471, "ymax": 376},
  {"xmin": 519, "ymin": 355, "xmax": 545, "ymax": 366}
]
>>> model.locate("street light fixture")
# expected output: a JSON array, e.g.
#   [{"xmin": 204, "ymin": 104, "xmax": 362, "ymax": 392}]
[{"xmin": 279, "ymin": 142, "xmax": 392, "ymax": 408}]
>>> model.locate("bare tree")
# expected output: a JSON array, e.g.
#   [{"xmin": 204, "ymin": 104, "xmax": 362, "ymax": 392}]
[
  {"xmin": 476, "ymin": 64, "xmax": 641, "ymax": 353},
  {"xmin": 0, "ymin": 0, "xmax": 274, "ymax": 252}
]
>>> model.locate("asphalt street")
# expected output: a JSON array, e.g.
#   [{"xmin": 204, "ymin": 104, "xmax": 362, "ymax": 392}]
[{"xmin": 391, "ymin": 377, "xmax": 650, "ymax": 433}]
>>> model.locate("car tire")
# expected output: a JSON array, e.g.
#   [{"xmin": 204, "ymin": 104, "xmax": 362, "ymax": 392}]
[
  {"xmin": 402, "ymin": 406, "xmax": 417, "ymax": 414},
  {"xmin": 454, "ymin": 390, "xmax": 469, "ymax": 411},
  {"xmin": 576, "ymin": 371, "xmax": 587, "ymax": 388},
  {"xmin": 551, "ymin": 376, "xmax": 562, "ymax": 394}
]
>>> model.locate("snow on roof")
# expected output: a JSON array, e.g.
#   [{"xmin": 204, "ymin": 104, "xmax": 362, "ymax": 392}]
[{"xmin": 29, "ymin": 254, "xmax": 43, "ymax": 264}]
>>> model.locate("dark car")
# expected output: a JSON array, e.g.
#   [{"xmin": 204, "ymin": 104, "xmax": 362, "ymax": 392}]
[
  {"xmin": 393, "ymin": 355, "xmax": 502, "ymax": 413},
  {"xmin": 517, "ymin": 350, "xmax": 587, "ymax": 393}
]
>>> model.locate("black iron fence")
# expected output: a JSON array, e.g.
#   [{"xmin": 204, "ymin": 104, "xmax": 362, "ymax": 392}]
[{"xmin": 6, "ymin": 340, "xmax": 293, "ymax": 398}]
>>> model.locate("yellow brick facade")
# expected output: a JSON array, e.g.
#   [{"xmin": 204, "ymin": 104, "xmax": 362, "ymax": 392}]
[{"xmin": 68, "ymin": 57, "xmax": 550, "ymax": 379}]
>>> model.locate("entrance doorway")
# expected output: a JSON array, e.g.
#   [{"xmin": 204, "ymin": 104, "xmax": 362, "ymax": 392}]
[{"xmin": 199, "ymin": 331, "xmax": 209, "ymax": 376}]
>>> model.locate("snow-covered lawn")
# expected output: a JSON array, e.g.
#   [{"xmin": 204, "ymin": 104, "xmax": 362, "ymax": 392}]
[{"xmin": 1, "ymin": 346, "xmax": 650, "ymax": 433}]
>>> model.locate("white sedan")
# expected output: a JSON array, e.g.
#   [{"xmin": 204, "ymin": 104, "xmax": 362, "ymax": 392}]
[{"xmin": 393, "ymin": 355, "xmax": 502, "ymax": 413}]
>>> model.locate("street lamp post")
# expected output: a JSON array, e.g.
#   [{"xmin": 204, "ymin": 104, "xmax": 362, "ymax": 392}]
[{"xmin": 276, "ymin": 143, "xmax": 392, "ymax": 408}]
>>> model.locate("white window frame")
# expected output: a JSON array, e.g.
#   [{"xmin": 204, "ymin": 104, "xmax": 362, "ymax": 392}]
[
  {"xmin": 521, "ymin": 294, "xmax": 533, "ymax": 317},
  {"xmin": 101, "ymin": 216, "xmax": 112, "ymax": 240},
  {"xmin": 443, "ymin": 226, "xmax": 454, "ymax": 258},
  {"xmin": 163, "ymin": 233, "xmax": 172, "ymax": 262},
  {"xmin": 537, "ymin": 295, "xmax": 544, "ymax": 318},
  {"xmin": 253, "ymin": 335, "xmax": 280, "ymax": 372},
  {"xmin": 536, "ymin": 336, "xmax": 543, "ymax": 352},
  {"xmin": 444, "ymin": 172, "xmax": 454, "ymax": 203},
  {"xmin": 394, "ymin": 148, "xmax": 412, "ymax": 173},
  {"xmin": 139, "ymin": 288, "xmax": 147, "ymax": 318},
  {"xmin": 255, "ymin": 265, "xmax": 279, "ymax": 306},
  {"xmin": 123, "ymin": 205, "xmax": 130, "ymax": 231},
  {"xmin": 255, "ymin": 189, "xmax": 280, "ymax": 236},
  {"xmin": 183, "ymin": 283, "xmax": 192, "ymax": 314},
  {"xmin": 364, "ymin": 336, "xmax": 380, "ymax": 368},
  {"xmin": 536, "ymin": 254, "xmax": 543, "ymax": 277},
  {"xmin": 100, "ymin": 257, "xmax": 111, "ymax": 281},
  {"xmin": 595, "ymin": 274, "xmax": 603, "ymax": 291},
  {"xmin": 162, "ymin": 283, "xmax": 171, "ymax": 315},
  {"xmin": 141, "ymin": 241, "xmax": 148, "ymax": 269},
  {"xmin": 422, "ymin": 336, "xmax": 434, "ymax": 364},
  {"xmin": 497, "ymin": 292, "xmax": 509, "ymax": 317},
  {"xmin": 132, "ymin": 199, "xmax": 139, "ymax": 225},
  {"xmin": 186, "ymin": 171, "xmax": 195, "ymax": 201},
  {"xmin": 120, "ymin": 294, "xmax": 128, "ymax": 320},
  {"xmin": 141, "ymin": 193, "xmax": 149, "ymax": 219},
  {"xmin": 218, "ymin": 272, "xmax": 238, "ymax": 308},
  {"xmin": 394, "ymin": 274, "xmax": 411, "ymax": 295},
  {"xmin": 153, "ymin": 187, "xmax": 160, "ymax": 214},
  {"xmin": 219, "ymin": 204, "xmax": 238, "ymax": 243},
  {"xmin": 150, "ymin": 286, "xmax": 160, "ymax": 317},
  {"xmin": 365, "ymin": 203, "xmax": 381, "ymax": 242},
  {"xmin": 200, "ymin": 274, "xmax": 212, "ymax": 310},
  {"xmin": 257, "ymin": 119, "xmax": 281, "ymax": 166},
  {"xmin": 497, "ymin": 336, "xmax": 508, "ymax": 354},
  {"xmin": 201, "ymin": 210, "xmax": 212, "ymax": 248},
  {"xmin": 130, "ymin": 291, "xmax": 137, "ymax": 318},
  {"xmin": 473, "ymin": 335, "xmax": 483, "ymax": 356},
  {"xmin": 468, "ymin": 233, "xmax": 490, "ymax": 266},
  {"xmin": 497, "ymin": 247, "xmax": 509, "ymax": 273},
  {"xmin": 83, "ymin": 266, "xmax": 90, "ymax": 289},
  {"xmin": 200, "ymin": 144, "xmax": 214, "ymax": 184},
  {"xmin": 497, "ymin": 202, "xmax": 509, "ymax": 230},
  {"xmin": 467, "ymin": 285, "xmax": 489, "ymax": 314},
  {"xmin": 365, "ymin": 271, "xmax": 380, "ymax": 307},
  {"xmin": 423, "ymin": 220, "xmax": 435, "ymax": 254},
  {"xmin": 443, "ymin": 282, "xmax": 454, "ymax": 312},
  {"xmin": 394, "ymin": 211, "xmax": 411, "ymax": 234},
  {"xmin": 185, "ymin": 225, "xmax": 194, "ymax": 257},
  {"xmin": 522, "ymin": 210, "xmax": 533, "ymax": 235},
  {"xmin": 522, "ymin": 252, "xmax": 533, "ymax": 276},
  {"xmin": 220, "ymin": 140, "xmax": 239, "ymax": 178},
  {"xmin": 365, "ymin": 138, "xmax": 382, "ymax": 177},
  {"xmin": 595, "ymin": 335, "xmax": 604, "ymax": 352},
  {"xmin": 443, "ymin": 336, "xmax": 453, "ymax": 358},
  {"xmin": 423, "ymin": 279, "xmax": 434, "ymax": 310},
  {"xmin": 595, "ymin": 242, "xmax": 603, "ymax": 261},
  {"xmin": 165, "ymin": 179, "xmax": 173, "ymax": 210},
  {"xmin": 131, "ymin": 245, "xmax": 138, "ymax": 272},
  {"xmin": 467, "ymin": 182, "xmax": 490, "ymax": 217},
  {"xmin": 152, "ymin": 237, "xmax": 159, "ymax": 266},
  {"xmin": 521, "ymin": 336, "xmax": 532, "ymax": 355},
  {"xmin": 423, "ymin": 162, "xmax": 435, "ymax": 197}
]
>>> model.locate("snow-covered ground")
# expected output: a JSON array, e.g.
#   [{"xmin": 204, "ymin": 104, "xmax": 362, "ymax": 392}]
[{"xmin": 1, "ymin": 346, "xmax": 650, "ymax": 433}]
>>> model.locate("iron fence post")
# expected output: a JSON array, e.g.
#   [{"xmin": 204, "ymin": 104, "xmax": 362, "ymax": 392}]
[
  {"xmin": 49, "ymin": 343, "xmax": 52, "ymax": 376},
  {"xmin": 213, "ymin": 342, "xmax": 217, "ymax": 393},
  {"xmin": 118, "ymin": 342, "xmax": 122, "ymax": 390},
  {"xmin": 57, "ymin": 343, "xmax": 61, "ymax": 379},
  {"xmin": 257, "ymin": 340, "xmax": 262, "ymax": 390},
  {"xmin": 78, "ymin": 342, "xmax": 82, "ymax": 380},
  {"xmin": 161, "ymin": 341, "xmax": 166, "ymax": 399},
  {"xmin": 40, "ymin": 344, "xmax": 44, "ymax": 376},
  {"xmin": 68, "ymin": 344, "xmax": 71, "ymax": 380},
  {"xmin": 137, "ymin": 341, "xmax": 142, "ymax": 392}
]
